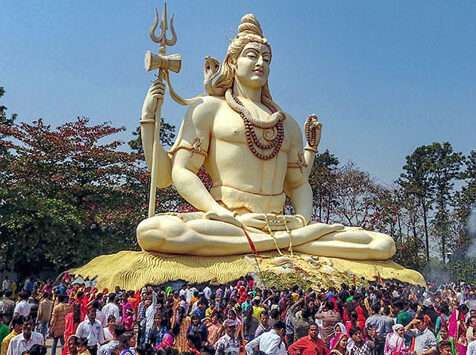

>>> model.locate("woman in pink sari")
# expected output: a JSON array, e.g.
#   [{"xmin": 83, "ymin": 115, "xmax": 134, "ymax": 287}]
[
  {"xmin": 384, "ymin": 324, "xmax": 409, "ymax": 355},
  {"xmin": 329, "ymin": 323, "xmax": 347, "ymax": 349},
  {"xmin": 448, "ymin": 304, "xmax": 469, "ymax": 355},
  {"xmin": 121, "ymin": 298, "xmax": 135, "ymax": 331},
  {"xmin": 330, "ymin": 333, "xmax": 349, "ymax": 355}
]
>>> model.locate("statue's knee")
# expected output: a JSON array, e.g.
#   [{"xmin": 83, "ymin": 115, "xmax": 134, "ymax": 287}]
[
  {"xmin": 137, "ymin": 218, "xmax": 159, "ymax": 250},
  {"xmin": 136, "ymin": 215, "xmax": 185, "ymax": 251}
]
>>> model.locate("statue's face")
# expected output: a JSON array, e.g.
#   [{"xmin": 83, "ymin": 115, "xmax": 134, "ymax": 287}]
[{"xmin": 234, "ymin": 42, "xmax": 271, "ymax": 89}]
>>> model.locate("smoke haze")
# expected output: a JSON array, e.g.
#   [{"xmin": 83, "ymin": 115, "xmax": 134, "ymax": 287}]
[{"xmin": 467, "ymin": 208, "xmax": 476, "ymax": 257}]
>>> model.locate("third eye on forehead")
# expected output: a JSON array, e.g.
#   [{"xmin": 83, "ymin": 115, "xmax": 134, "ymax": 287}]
[{"xmin": 242, "ymin": 43, "xmax": 271, "ymax": 60}]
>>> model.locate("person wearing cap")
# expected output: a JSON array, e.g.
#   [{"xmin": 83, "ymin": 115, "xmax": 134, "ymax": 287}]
[
  {"xmin": 288, "ymin": 323, "xmax": 329, "ymax": 355},
  {"xmin": 245, "ymin": 320, "xmax": 287, "ymax": 355},
  {"xmin": 215, "ymin": 319, "xmax": 240, "ymax": 355}
]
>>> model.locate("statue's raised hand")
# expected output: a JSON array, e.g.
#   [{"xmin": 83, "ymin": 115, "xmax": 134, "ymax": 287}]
[
  {"xmin": 304, "ymin": 114, "xmax": 322, "ymax": 149},
  {"xmin": 142, "ymin": 79, "xmax": 166, "ymax": 118}
]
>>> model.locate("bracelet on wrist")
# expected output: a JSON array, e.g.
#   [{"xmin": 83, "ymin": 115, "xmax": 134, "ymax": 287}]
[{"xmin": 304, "ymin": 146, "xmax": 317, "ymax": 153}]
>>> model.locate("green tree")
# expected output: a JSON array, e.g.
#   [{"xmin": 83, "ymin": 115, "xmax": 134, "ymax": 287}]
[
  {"xmin": 399, "ymin": 146, "xmax": 435, "ymax": 262},
  {"xmin": 0, "ymin": 115, "xmax": 142, "ymax": 274},
  {"xmin": 332, "ymin": 162, "xmax": 380, "ymax": 228},
  {"xmin": 426, "ymin": 143, "xmax": 464, "ymax": 262},
  {"xmin": 0, "ymin": 87, "xmax": 17, "ymax": 271}
]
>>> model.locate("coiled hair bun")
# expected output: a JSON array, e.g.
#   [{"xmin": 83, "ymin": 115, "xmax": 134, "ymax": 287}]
[{"xmin": 237, "ymin": 14, "xmax": 264, "ymax": 37}]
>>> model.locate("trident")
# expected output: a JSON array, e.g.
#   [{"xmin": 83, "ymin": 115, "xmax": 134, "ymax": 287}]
[{"xmin": 145, "ymin": 1, "xmax": 182, "ymax": 217}]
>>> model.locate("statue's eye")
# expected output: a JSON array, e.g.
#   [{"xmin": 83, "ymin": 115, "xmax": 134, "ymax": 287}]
[{"xmin": 206, "ymin": 66, "xmax": 210, "ymax": 71}]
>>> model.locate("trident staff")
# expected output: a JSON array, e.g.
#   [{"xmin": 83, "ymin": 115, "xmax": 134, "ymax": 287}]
[{"xmin": 144, "ymin": 2, "xmax": 182, "ymax": 217}]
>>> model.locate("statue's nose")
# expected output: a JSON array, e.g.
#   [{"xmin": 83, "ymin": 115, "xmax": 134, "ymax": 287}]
[{"xmin": 256, "ymin": 55, "xmax": 265, "ymax": 66}]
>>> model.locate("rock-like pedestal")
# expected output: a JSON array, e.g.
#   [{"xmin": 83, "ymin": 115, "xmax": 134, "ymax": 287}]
[{"xmin": 71, "ymin": 251, "xmax": 425, "ymax": 290}]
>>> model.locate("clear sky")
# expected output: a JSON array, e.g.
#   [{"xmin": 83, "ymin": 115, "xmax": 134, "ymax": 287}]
[{"xmin": 1, "ymin": 0, "xmax": 475, "ymax": 184}]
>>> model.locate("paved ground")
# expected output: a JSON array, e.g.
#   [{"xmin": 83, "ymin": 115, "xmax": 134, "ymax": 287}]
[{"xmin": 45, "ymin": 338, "xmax": 54, "ymax": 355}]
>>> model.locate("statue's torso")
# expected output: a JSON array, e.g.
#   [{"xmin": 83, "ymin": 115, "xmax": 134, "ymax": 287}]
[{"xmin": 203, "ymin": 97, "xmax": 293, "ymax": 213}]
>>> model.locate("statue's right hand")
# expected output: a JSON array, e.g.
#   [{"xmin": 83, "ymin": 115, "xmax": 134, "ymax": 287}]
[{"xmin": 142, "ymin": 79, "xmax": 166, "ymax": 117}]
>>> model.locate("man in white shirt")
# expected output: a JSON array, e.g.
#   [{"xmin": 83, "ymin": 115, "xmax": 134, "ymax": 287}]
[
  {"xmin": 7, "ymin": 318, "xmax": 44, "ymax": 355},
  {"xmin": 145, "ymin": 298, "xmax": 157, "ymax": 344},
  {"xmin": 13, "ymin": 292, "xmax": 31, "ymax": 318},
  {"xmin": 98, "ymin": 324, "xmax": 125, "ymax": 355},
  {"xmin": 85, "ymin": 302, "xmax": 107, "ymax": 328},
  {"xmin": 245, "ymin": 320, "xmax": 287, "ymax": 355},
  {"xmin": 468, "ymin": 338, "xmax": 476, "ymax": 355},
  {"xmin": 76, "ymin": 307, "xmax": 105, "ymax": 355},
  {"xmin": 101, "ymin": 293, "xmax": 120, "ymax": 323}
]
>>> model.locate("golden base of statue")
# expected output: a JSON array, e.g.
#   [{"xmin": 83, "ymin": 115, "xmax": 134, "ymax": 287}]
[{"xmin": 71, "ymin": 250, "xmax": 425, "ymax": 290}]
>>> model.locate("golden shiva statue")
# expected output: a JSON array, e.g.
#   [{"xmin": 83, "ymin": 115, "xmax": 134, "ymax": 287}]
[{"xmin": 137, "ymin": 14, "xmax": 396, "ymax": 260}]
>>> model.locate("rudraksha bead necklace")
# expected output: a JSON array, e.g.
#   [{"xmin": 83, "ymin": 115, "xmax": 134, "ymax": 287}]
[{"xmin": 225, "ymin": 89, "xmax": 286, "ymax": 160}]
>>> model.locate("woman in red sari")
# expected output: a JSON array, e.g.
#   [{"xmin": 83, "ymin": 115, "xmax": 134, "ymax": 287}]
[{"xmin": 62, "ymin": 303, "xmax": 82, "ymax": 355}]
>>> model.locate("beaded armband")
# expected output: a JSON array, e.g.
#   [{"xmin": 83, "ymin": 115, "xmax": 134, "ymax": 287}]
[
  {"xmin": 170, "ymin": 137, "xmax": 208, "ymax": 158},
  {"xmin": 287, "ymin": 152, "xmax": 307, "ymax": 169}
]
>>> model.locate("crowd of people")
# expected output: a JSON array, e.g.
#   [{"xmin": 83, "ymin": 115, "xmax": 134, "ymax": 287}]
[{"xmin": 0, "ymin": 273, "xmax": 476, "ymax": 355}]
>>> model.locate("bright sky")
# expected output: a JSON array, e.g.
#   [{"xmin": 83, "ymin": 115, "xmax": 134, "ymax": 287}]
[{"xmin": 1, "ymin": 0, "xmax": 475, "ymax": 184}]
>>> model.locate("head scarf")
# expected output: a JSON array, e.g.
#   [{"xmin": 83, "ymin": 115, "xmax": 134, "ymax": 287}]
[
  {"xmin": 393, "ymin": 324, "xmax": 404, "ymax": 332},
  {"xmin": 384, "ymin": 324, "xmax": 406, "ymax": 355},
  {"xmin": 329, "ymin": 324, "xmax": 347, "ymax": 349}
]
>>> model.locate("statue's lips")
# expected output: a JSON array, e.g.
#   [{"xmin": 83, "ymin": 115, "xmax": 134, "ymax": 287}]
[{"xmin": 253, "ymin": 69, "xmax": 264, "ymax": 76}]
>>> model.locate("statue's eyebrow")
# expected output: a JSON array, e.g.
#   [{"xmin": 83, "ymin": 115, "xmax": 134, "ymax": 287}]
[
  {"xmin": 243, "ymin": 47, "xmax": 260, "ymax": 55},
  {"xmin": 243, "ymin": 45, "xmax": 271, "ymax": 57}
]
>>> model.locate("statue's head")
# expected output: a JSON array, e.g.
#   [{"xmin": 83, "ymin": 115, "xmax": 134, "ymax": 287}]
[{"xmin": 211, "ymin": 14, "xmax": 276, "ymax": 106}]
